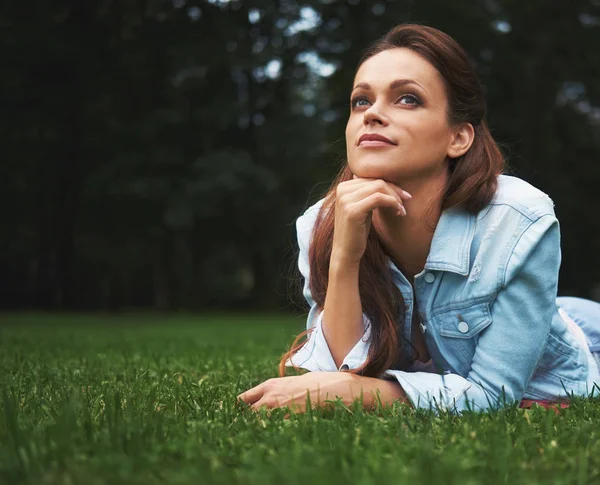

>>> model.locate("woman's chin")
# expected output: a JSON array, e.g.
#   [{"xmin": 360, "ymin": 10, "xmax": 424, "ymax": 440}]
[{"xmin": 349, "ymin": 161, "xmax": 404, "ymax": 181}]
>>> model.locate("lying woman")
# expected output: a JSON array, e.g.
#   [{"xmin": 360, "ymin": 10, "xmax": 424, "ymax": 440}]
[{"xmin": 237, "ymin": 23, "xmax": 600, "ymax": 414}]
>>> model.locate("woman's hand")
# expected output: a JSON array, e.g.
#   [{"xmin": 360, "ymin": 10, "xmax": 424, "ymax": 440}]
[
  {"xmin": 237, "ymin": 372, "xmax": 366, "ymax": 413},
  {"xmin": 332, "ymin": 177, "xmax": 412, "ymax": 266},
  {"xmin": 236, "ymin": 371, "xmax": 408, "ymax": 414}
]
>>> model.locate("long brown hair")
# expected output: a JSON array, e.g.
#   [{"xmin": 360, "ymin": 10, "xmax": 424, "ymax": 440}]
[{"xmin": 278, "ymin": 24, "xmax": 504, "ymax": 379}]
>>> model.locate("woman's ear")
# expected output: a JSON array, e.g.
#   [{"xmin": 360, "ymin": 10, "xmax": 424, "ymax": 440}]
[{"xmin": 447, "ymin": 122, "xmax": 475, "ymax": 159}]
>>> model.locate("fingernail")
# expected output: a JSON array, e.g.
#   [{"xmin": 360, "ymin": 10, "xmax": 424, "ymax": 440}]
[
  {"xmin": 402, "ymin": 190, "xmax": 412, "ymax": 199},
  {"xmin": 397, "ymin": 205, "xmax": 406, "ymax": 216}
]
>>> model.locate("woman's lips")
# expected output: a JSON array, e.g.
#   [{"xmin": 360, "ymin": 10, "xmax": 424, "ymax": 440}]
[{"xmin": 358, "ymin": 140, "xmax": 396, "ymax": 147}]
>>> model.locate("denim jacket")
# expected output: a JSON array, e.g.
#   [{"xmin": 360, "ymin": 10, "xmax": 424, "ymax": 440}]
[{"xmin": 285, "ymin": 175, "xmax": 600, "ymax": 413}]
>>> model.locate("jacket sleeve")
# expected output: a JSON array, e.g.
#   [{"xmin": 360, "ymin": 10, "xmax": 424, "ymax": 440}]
[
  {"xmin": 382, "ymin": 214, "xmax": 561, "ymax": 413},
  {"xmin": 284, "ymin": 204, "xmax": 372, "ymax": 372}
]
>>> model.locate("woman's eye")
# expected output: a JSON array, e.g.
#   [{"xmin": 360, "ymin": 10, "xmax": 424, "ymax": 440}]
[
  {"xmin": 397, "ymin": 94, "xmax": 421, "ymax": 106},
  {"xmin": 350, "ymin": 96, "xmax": 369, "ymax": 108},
  {"xmin": 350, "ymin": 94, "xmax": 421, "ymax": 109}
]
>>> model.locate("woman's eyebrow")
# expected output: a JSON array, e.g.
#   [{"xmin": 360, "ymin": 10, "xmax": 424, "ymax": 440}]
[{"xmin": 352, "ymin": 78, "xmax": 427, "ymax": 93}]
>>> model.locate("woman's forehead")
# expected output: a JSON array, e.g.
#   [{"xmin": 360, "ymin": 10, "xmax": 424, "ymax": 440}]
[{"xmin": 353, "ymin": 48, "xmax": 443, "ymax": 92}]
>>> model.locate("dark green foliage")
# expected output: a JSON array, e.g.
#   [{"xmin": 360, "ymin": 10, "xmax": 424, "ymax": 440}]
[
  {"xmin": 1, "ymin": 0, "xmax": 599, "ymax": 311},
  {"xmin": 1, "ymin": 314, "xmax": 599, "ymax": 484}
]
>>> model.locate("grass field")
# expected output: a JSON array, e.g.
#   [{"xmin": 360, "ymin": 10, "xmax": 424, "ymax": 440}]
[{"xmin": 1, "ymin": 313, "xmax": 599, "ymax": 485}]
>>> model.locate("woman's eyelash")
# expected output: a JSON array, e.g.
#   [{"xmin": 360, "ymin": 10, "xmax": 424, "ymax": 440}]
[
  {"xmin": 399, "ymin": 94, "xmax": 422, "ymax": 105},
  {"xmin": 350, "ymin": 94, "xmax": 422, "ymax": 109},
  {"xmin": 350, "ymin": 96, "xmax": 370, "ymax": 108}
]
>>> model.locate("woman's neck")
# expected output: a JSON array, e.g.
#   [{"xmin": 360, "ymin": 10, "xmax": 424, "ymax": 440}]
[{"xmin": 372, "ymin": 169, "xmax": 449, "ymax": 280}]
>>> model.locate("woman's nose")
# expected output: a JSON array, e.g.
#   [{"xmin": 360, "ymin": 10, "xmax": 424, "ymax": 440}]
[{"xmin": 363, "ymin": 104, "xmax": 387, "ymax": 126}]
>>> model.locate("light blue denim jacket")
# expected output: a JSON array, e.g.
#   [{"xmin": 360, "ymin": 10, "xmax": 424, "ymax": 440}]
[{"xmin": 285, "ymin": 175, "xmax": 600, "ymax": 413}]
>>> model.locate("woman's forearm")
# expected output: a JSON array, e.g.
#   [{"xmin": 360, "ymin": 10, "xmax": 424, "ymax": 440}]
[
  {"xmin": 322, "ymin": 257, "xmax": 365, "ymax": 368},
  {"xmin": 347, "ymin": 374, "xmax": 411, "ymax": 409}
]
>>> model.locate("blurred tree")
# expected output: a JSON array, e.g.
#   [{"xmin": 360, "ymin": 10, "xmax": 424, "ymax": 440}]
[{"xmin": 0, "ymin": 0, "xmax": 598, "ymax": 311}]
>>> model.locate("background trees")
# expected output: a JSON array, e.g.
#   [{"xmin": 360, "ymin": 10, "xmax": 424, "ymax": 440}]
[{"xmin": 1, "ymin": 0, "xmax": 599, "ymax": 311}]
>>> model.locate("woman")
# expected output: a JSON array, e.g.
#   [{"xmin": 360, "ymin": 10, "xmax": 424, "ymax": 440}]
[{"xmin": 237, "ymin": 24, "xmax": 600, "ymax": 414}]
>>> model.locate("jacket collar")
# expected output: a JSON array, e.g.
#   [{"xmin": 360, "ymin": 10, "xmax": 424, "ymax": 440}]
[{"xmin": 423, "ymin": 205, "xmax": 477, "ymax": 276}]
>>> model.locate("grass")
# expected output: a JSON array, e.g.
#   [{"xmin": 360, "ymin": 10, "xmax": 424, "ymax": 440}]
[{"xmin": 1, "ymin": 313, "xmax": 599, "ymax": 485}]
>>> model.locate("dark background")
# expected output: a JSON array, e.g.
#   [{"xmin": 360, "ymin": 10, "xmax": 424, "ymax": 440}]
[{"xmin": 1, "ymin": 0, "xmax": 599, "ymax": 312}]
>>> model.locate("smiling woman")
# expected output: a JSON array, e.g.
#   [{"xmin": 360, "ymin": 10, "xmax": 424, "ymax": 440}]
[
  {"xmin": 237, "ymin": 23, "xmax": 600, "ymax": 415},
  {"xmin": 346, "ymin": 49, "xmax": 475, "ymax": 185}
]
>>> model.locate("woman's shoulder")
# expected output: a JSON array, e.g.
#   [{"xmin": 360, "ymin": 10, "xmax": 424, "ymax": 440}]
[
  {"xmin": 488, "ymin": 174, "xmax": 556, "ymax": 221},
  {"xmin": 468, "ymin": 175, "xmax": 560, "ymax": 277}
]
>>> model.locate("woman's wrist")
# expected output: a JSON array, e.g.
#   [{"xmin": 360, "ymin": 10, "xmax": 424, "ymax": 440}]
[{"xmin": 329, "ymin": 251, "xmax": 361, "ymax": 275}]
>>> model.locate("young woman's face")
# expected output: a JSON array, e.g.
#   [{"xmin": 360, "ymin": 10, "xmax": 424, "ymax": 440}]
[{"xmin": 345, "ymin": 48, "xmax": 456, "ymax": 183}]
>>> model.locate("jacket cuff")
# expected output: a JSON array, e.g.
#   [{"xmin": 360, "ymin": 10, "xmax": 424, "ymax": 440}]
[
  {"xmin": 285, "ymin": 309, "xmax": 371, "ymax": 372},
  {"xmin": 382, "ymin": 369, "xmax": 474, "ymax": 412}
]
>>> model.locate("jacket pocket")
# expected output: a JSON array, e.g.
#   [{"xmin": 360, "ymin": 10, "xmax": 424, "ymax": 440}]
[
  {"xmin": 527, "ymin": 331, "xmax": 586, "ymax": 400},
  {"xmin": 534, "ymin": 332, "xmax": 582, "ymax": 377},
  {"xmin": 433, "ymin": 300, "xmax": 493, "ymax": 363}
]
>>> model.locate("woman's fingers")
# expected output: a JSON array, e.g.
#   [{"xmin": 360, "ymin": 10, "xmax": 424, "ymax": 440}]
[
  {"xmin": 340, "ymin": 181, "xmax": 404, "ymax": 204},
  {"xmin": 346, "ymin": 176, "xmax": 412, "ymax": 200},
  {"xmin": 339, "ymin": 182, "xmax": 407, "ymax": 216},
  {"xmin": 338, "ymin": 179, "xmax": 411, "ymax": 215},
  {"xmin": 250, "ymin": 398, "xmax": 269, "ymax": 411},
  {"xmin": 237, "ymin": 382, "xmax": 266, "ymax": 405},
  {"xmin": 349, "ymin": 192, "xmax": 406, "ymax": 217},
  {"xmin": 332, "ymin": 176, "xmax": 412, "ymax": 264}
]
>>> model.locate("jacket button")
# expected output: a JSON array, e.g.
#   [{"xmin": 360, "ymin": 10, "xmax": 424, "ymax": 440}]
[
  {"xmin": 458, "ymin": 321, "xmax": 469, "ymax": 333},
  {"xmin": 424, "ymin": 272, "xmax": 436, "ymax": 283}
]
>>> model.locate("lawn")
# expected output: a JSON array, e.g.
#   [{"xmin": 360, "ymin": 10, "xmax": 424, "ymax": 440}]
[{"xmin": 1, "ymin": 313, "xmax": 599, "ymax": 485}]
